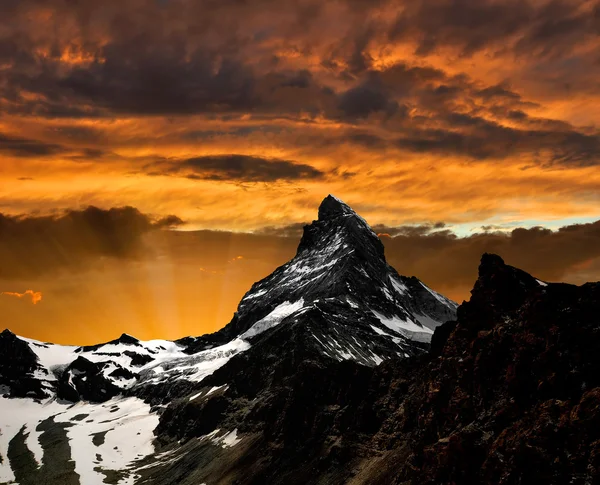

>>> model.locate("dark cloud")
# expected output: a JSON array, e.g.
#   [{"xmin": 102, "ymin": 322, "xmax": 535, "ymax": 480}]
[
  {"xmin": 513, "ymin": 0, "xmax": 600, "ymax": 56},
  {"xmin": 0, "ymin": 206, "xmax": 183, "ymax": 279},
  {"xmin": 58, "ymin": 50, "xmax": 256, "ymax": 115},
  {"xmin": 394, "ymin": 122, "xmax": 600, "ymax": 166},
  {"xmin": 381, "ymin": 220, "xmax": 600, "ymax": 299},
  {"xmin": 0, "ymin": 131, "xmax": 113, "ymax": 161},
  {"xmin": 477, "ymin": 83, "xmax": 525, "ymax": 102},
  {"xmin": 165, "ymin": 217, "xmax": 600, "ymax": 301},
  {"xmin": 372, "ymin": 222, "xmax": 447, "ymax": 237},
  {"xmin": 389, "ymin": 0, "xmax": 597, "ymax": 58},
  {"xmin": 147, "ymin": 155, "xmax": 325, "ymax": 182},
  {"xmin": 338, "ymin": 77, "xmax": 399, "ymax": 120},
  {"xmin": 306, "ymin": 111, "xmax": 600, "ymax": 167},
  {"xmin": 256, "ymin": 222, "xmax": 308, "ymax": 238},
  {"xmin": 154, "ymin": 214, "xmax": 185, "ymax": 228},
  {"xmin": 0, "ymin": 132, "xmax": 65, "ymax": 157},
  {"xmin": 0, "ymin": 0, "xmax": 598, "ymax": 171}
]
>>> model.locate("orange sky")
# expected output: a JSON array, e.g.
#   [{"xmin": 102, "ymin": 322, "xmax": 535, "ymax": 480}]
[{"xmin": 1, "ymin": 0, "xmax": 600, "ymax": 344}]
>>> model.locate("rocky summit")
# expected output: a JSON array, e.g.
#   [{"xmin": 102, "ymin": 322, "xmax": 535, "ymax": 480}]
[{"xmin": 1, "ymin": 196, "xmax": 599, "ymax": 485}]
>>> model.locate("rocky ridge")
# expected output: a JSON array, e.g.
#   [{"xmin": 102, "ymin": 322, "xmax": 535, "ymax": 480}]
[
  {"xmin": 0, "ymin": 195, "xmax": 457, "ymax": 484},
  {"xmin": 3, "ymin": 197, "xmax": 597, "ymax": 484}
]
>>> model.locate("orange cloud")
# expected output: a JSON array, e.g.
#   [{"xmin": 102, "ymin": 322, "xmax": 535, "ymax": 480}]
[
  {"xmin": 1, "ymin": 290, "xmax": 43, "ymax": 305},
  {"xmin": 199, "ymin": 267, "xmax": 220, "ymax": 274},
  {"xmin": 1, "ymin": 0, "xmax": 600, "ymax": 346}
]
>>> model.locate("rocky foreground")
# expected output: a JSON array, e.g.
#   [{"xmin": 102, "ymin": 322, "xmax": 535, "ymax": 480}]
[{"xmin": 145, "ymin": 253, "xmax": 600, "ymax": 485}]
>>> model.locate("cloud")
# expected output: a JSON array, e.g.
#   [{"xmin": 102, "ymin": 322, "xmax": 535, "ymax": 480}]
[
  {"xmin": 0, "ymin": 132, "xmax": 66, "ymax": 157},
  {"xmin": 372, "ymin": 222, "xmax": 447, "ymax": 237},
  {"xmin": 0, "ymin": 0, "xmax": 597, "ymax": 174},
  {"xmin": 154, "ymin": 214, "xmax": 185, "ymax": 228},
  {"xmin": 147, "ymin": 155, "xmax": 325, "ymax": 182},
  {"xmin": 338, "ymin": 76, "xmax": 399, "ymax": 120},
  {"xmin": 256, "ymin": 223, "xmax": 308, "ymax": 238},
  {"xmin": 0, "ymin": 206, "xmax": 183, "ymax": 279},
  {"xmin": 393, "ymin": 123, "xmax": 600, "ymax": 166},
  {"xmin": 174, "ymin": 217, "xmax": 600, "ymax": 300},
  {"xmin": 0, "ymin": 0, "xmax": 599, "ymax": 237},
  {"xmin": 1, "ymin": 290, "xmax": 42, "ymax": 304},
  {"xmin": 380, "ymin": 219, "xmax": 600, "ymax": 300},
  {"xmin": 388, "ymin": 0, "xmax": 598, "ymax": 58}
]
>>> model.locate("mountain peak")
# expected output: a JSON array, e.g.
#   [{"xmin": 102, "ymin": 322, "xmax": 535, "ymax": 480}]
[
  {"xmin": 318, "ymin": 195, "xmax": 356, "ymax": 221},
  {"xmin": 298, "ymin": 195, "xmax": 381, "ymax": 258},
  {"xmin": 480, "ymin": 252, "xmax": 505, "ymax": 267},
  {"xmin": 214, "ymin": 196, "xmax": 458, "ymax": 355},
  {"xmin": 118, "ymin": 333, "xmax": 139, "ymax": 345},
  {"xmin": 460, "ymin": 253, "xmax": 549, "ymax": 328}
]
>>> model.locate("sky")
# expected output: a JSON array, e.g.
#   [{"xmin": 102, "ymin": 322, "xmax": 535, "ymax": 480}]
[{"xmin": 1, "ymin": 0, "xmax": 600, "ymax": 344}]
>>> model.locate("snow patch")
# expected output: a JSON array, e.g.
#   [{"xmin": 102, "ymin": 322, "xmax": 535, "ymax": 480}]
[
  {"xmin": 144, "ymin": 338, "xmax": 250, "ymax": 384},
  {"xmin": 414, "ymin": 313, "xmax": 445, "ymax": 331},
  {"xmin": 201, "ymin": 428, "xmax": 242, "ymax": 448},
  {"xmin": 370, "ymin": 325, "xmax": 393, "ymax": 337},
  {"xmin": 189, "ymin": 384, "xmax": 228, "ymax": 402},
  {"xmin": 220, "ymin": 429, "xmax": 241, "ymax": 448},
  {"xmin": 206, "ymin": 384, "xmax": 228, "ymax": 396},
  {"xmin": 19, "ymin": 338, "xmax": 78, "ymax": 370},
  {"xmin": 371, "ymin": 310, "xmax": 433, "ymax": 343},
  {"xmin": 389, "ymin": 276, "xmax": 408, "ymax": 295},
  {"xmin": 243, "ymin": 288, "xmax": 268, "ymax": 300},
  {"xmin": 241, "ymin": 299, "xmax": 304, "ymax": 339},
  {"xmin": 346, "ymin": 298, "xmax": 359, "ymax": 309}
]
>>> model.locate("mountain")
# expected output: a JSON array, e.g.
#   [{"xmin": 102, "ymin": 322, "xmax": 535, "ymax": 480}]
[
  {"xmin": 0, "ymin": 195, "xmax": 457, "ymax": 485},
  {"xmin": 3, "ymin": 197, "xmax": 598, "ymax": 485},
  {"xmin": 148, "ymin": 253, "xmax": 600, "ymax": 485}
]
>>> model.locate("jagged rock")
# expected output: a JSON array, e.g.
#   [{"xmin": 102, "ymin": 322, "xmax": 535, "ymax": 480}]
[
  {"xmin": 57, "ymin": 356, "xmax": 123, "ymax": 402},
  {"xmin": 0, "ymin": 329, "xmax": 49, "ymax": 399},
  {"xmin": 76, "ymin": 332, "xmax": 142, "ymax": 353},
  {"xmin": 123, "ymin": 350, "xmax": 154, "ymax": 366},
  {"xmin": 3, "ymin": 197, "xmax": 598, "ymax": 485},
  {"xmin": 147, "ymin": 254, "xmax": 600, "ymax": 485}
]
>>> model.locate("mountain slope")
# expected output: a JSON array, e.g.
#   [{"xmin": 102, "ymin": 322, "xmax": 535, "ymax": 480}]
[
  {"xmin": 142, "ymin": 253, "xmax": 600, "ymax": 485},
  {"xmin": 183, "ymin": 195, "xmax": 456, "ymax": 361},
  {"xmin": 0, "ymin": 195, "xmax": 457, "ymax": 485},
  {"xmin": 2, "ymin": 219, "xmax": 598, "ymax": 484}
]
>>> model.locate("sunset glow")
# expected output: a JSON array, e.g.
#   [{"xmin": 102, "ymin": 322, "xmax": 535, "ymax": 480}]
[{"xmin": 1, "ymin": 0, "xmax": 599, "ymax": 344}]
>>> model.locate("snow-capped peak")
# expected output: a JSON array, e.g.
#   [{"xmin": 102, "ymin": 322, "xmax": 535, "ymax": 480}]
[
  {"xmin": 220, "ymin": 195, "xmax": 458, "ymax": 364},
  {"xmin": 318, "ymin": 194, "xmax": 358, "ymax": 220}
]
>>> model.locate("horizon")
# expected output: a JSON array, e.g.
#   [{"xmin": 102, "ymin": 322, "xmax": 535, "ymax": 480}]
[{"xmin": 1, "ymin": 194, "xmax": 599, "ymax": 345}]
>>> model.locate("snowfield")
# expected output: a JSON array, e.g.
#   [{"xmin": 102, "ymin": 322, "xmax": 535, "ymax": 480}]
[{"xmin": 0, "ymin": 396, "xmax": 157, "ymax": 484}]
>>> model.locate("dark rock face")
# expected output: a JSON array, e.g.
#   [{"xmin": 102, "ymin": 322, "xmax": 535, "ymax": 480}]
[
  {"xmin": 123, "ymin": 350, "xmax": 154, "ymax": 367},
  {"xmin": 145, "ymin": 254, "xmax": 600, "ymax": 485},
  {"xmin": 4, "ymin": 196, "xmax": 598, "ymax": 485},
  {"xmin": 0, "ymin": 329, "xmax": 49, "ymax": 399},
  {"xmin": 401, "ymin": 259, "xmax": 600, "ymax": 485},
  {"xmin": 56, "ymin": 357, "xmax": 123, "ymax": 402}
]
